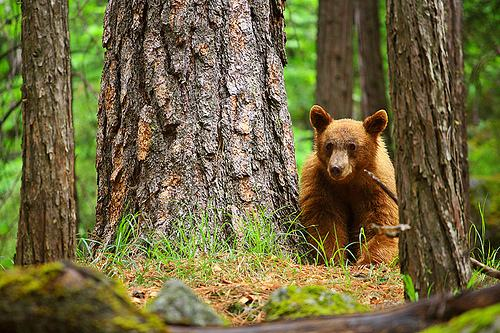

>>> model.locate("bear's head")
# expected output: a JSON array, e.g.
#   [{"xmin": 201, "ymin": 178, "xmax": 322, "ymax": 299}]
[{"xmin": 310, "ymin": 105, "xmax": 388, "ymax": 182}]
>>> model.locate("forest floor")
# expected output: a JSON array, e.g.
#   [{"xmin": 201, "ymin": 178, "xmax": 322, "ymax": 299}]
[{"xmin": 84, "ymin": 255, "xmax": 404, "ymax": 326}]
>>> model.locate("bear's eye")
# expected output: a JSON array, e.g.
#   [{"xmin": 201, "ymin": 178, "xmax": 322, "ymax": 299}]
[
  {"xmin": 325, "ymin": 142, "xmax": 333, "ymax": 152},
  {"xmin": 348, "ymin": 143, "xmax": 356, "ymax": 151}
]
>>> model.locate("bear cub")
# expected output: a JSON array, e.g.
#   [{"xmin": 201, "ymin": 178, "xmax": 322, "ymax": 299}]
[{"xmin": 299, "ymin": 105, "xmax": 398, "ymax": 265}]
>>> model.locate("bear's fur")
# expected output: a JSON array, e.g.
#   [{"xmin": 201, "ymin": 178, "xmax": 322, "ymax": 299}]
[{"xmin": 299, "ymin": 105, "xmax": 398, "ymax": 265}]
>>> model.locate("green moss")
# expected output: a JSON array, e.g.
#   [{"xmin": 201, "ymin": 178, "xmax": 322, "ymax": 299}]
[
  {"xmin": 0, "ymin": 262, "xmax": 167, "ymax": 333},
  {"xmin": 0, "ymin": 261, "xmax": 64, "ymax": 299},
  {"xmin": 420, "ymin": 304, "xmax": 500, "ymax": 333},
  {"xmin": 112, "ymin": 314, "xmax": 165, "ymax": 333},
  {"xmin": 264, "ymin": 285, "xmax": 368, "ymax": 321}
]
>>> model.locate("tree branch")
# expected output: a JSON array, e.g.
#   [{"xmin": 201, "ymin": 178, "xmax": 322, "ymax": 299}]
[
  {"xmin": 471, "ymin": 258, "xmax": 500, "ymax": 279},
  {"xmin": 363, "ymin": 169, "xmax": 398, "ymax": 204}
]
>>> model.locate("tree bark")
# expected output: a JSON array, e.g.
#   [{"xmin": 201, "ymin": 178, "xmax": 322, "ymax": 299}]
[
  {"xmin": 387, "ymin": 0, "xmax": 471, "ymax": 297},
  {"xmin": 355, "ymin": 0, "xmax": 388, "ymax": 118},
  {"xmin": 16, "ymin": 0, "xmax": 76, "ymax": 265},
  {"xmin": 445, "ymin": 0, "xmax": 470, "ymax": 227},
  {"xmin": 94, "ymin": 0, "xmax": 299, "ymax": 246},
  {"xmin": 315, "ymin": 0, "xmax": 354, "ymax": 119}
]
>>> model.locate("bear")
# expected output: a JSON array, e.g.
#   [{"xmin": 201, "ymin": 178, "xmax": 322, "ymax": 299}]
[{"xmin": 299, "ymin": 105, "xmax": 398, "ymax": 265}]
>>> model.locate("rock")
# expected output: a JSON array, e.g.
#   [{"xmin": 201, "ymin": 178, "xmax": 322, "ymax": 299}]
[
  {"xmin": 264, "ymin": 285, "xmax": 368, "ymax": 321},
  {"xmin": 147, "ymin": 279, "xmax": 227, "ymax": 326},
  {"xmin": 420, "ymin": 303, "xmax": 500, "ymax": 333},
  {"xmin": 0, "ymin": 261, "xmax": 165, "ymax": 333}
]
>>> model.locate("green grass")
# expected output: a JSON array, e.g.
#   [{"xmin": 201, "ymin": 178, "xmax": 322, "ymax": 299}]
[
  {"xmin": 79, "ymin": 209, "xmax": 310, "ymax": 283},
  {"xmin": 467, "ymin": 202, "xmax": 500, "ymax": 288}
]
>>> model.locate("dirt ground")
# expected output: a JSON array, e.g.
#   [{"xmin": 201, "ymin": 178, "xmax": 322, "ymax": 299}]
[{"xmin": 119, "ymin": 261, "xmax": 404, "ymax": 326}]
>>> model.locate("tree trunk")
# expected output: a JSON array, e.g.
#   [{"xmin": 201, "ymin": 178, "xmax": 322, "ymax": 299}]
[
  {"xmin": 16, "ymin": 0, "xmax": 76, "ymax": 265},
  {"xmin": 94, "ymin": 0, "xmax": 299, "ymax": 247},
  {"xmin": 387, "ymin": 0, "xmax": 471, "ymax": 297},
  {"xmin": 315, "ymin": 0, "xmax": 354, "ymax": 119},
  {"xmin": 355, "ymin": 0, "xmax": 387, "ymax": 118},
  {"xmin": 445, "ymin": 0, "xmax": 470, "ymax": 227}
]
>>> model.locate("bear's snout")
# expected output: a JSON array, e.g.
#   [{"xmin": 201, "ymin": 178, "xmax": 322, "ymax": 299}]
[
  {"xmin": 329, "ymin": 165, "xmax": 342, "ymax": 177},
  {"xmin": 328, "ymin": 151, "xmax": 352, "ymax": 181}
]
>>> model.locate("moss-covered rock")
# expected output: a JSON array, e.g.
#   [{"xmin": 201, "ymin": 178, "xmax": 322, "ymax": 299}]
[
  {"xmin": 420, "ymin": 304, "xmax": 500, "ymax": 333},
  {"xmin": 147, "ymin": 279, "xmax": 227, "ymax": 327},
  {"xmin": 263, "ymin": 285, "xmax": 368, "ymax": 321},
  {"xmin": 0, "ymin": 262, "xmax": 166, "ymax": 333}
]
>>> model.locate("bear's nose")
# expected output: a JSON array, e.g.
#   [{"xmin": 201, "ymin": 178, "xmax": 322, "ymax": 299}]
[{"xmin": 330, "ymin": 165, "xmax": 342, "ymax": 176}]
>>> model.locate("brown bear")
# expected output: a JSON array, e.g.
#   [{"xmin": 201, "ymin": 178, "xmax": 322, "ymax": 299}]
[{"xmin": 299, "ymin": 105, "xmax": 398, "ymax": 265}]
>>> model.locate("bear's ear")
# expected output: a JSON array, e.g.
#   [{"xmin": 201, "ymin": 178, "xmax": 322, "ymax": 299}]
[
  {"xmin": 363, "ymin": 110, "xmax": 388, "ymax": 135},
  {"xmin": 310, "ymin": 105, "xmax": 332, "ymax": 133}
]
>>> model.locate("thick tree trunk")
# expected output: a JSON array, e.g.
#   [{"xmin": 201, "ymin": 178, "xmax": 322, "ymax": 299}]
[
  {"xmin": 16, "ymin": 0, "xmax": 76, "ymax": 265},
  {"xmin": 387, "ymin": 0, "xmax": 471, "ymax": 297},
  {"xmin": 355, "ymin": 0, "xmax": 387, "ymax": 118},
  {"xmin": 94, "ymin": 0, "xmax": 299, "ymax": 246},
  {"xmin": 445, "ymin": 0, "xmax": 470, "ymax": 226},
  {"xmin": 315, "ymin": 0, "xmax": 354, "ymax": 119}
]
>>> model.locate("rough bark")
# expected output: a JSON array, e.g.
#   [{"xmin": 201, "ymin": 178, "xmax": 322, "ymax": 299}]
[
  {"xmin": 16, "ymin": 0, "xmax": 76, "ymax": 265},
  {"xmin": 355, "ymin": 0, "xmax": 388, "ymax": 118},
  {"xmin": 445, "ymin": 0, "xmax": 470, "ymax": 226},
  {"xmin": 387, "ymin": 0, "xmax": 471, "ymax": 296},
  {"xmin": 315, "ymin": 0, "xmax": 354, "ymax": 119},
  {"xmin": 94, "ymin": 0, "xmax": 299, "ymax": 247}
]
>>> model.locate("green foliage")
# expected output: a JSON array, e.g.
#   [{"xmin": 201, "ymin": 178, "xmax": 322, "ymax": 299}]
[
  {"xmin": 285, "ymin": 0, "xmax": 318, "ymax": 127},
  {"xmin": 463, "ymin": 0, "xmax": 500, "ymax": 122},
  {"xmin": 402, "ymin": 274, "xmax": 418, "ymax": 302},
  {"xmin": 468, "ymin": 203, "xmax": 499, "ymax": 289},
  {"xmin": 469, "ymin": 121, "xmax": 500, "ymax": 177},
  {"xmin": 0, "ymin": 0, "xmax": 22, "ymax": 269},
  {"xmin": 264, "ymin": 285, "xmax": 368, "ymax": 321},
  {"xmin": 69, "ymin": 0, "xmax": 105, "ymax": 235},
  {"xmin": 293, "ymin": 126, "xmax": 313, "ymax": 176},
  {"xmin": 470, "ymin": 203, "xmax": 499, "ymax": 268}
]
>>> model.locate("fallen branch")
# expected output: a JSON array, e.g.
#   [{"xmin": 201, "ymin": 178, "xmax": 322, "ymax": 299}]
[{"xmin": 471, "ymin": 258, "xmax": 500, "ymax": 279}]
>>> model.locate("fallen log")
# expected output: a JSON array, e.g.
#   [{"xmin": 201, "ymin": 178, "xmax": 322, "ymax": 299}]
[
  {"xmin": 0, "ymin": 262, "xmax": 498, "ymax": 333},
  {"xmin": 171, "ymin": 284, "xmax": 500, "ymax": 333}
]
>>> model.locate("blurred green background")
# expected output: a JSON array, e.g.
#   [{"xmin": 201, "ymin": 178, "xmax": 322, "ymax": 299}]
[{"xmin": 1, "ymin": 0, "xmax": 498, "ymax": 267}]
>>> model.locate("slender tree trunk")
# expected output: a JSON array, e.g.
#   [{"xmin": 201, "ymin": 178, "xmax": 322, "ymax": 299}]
[
  {"xmin": 16, "ymin": 0, "xmax": 76, "ymax": 265},
  {"xmin": 316, "ymin": 0, "xmax": 354, "ymax": 119},
  {"xmin": 355, "ymin": 0, "xmax": 387, "ymax": 118},
  {"xmin": 387, "ymin": 0, "xmax": 471, "ymax": 296},
  {"xmin": 94, "ymin": 0, "xmax": 299, "ymax": 246}
]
